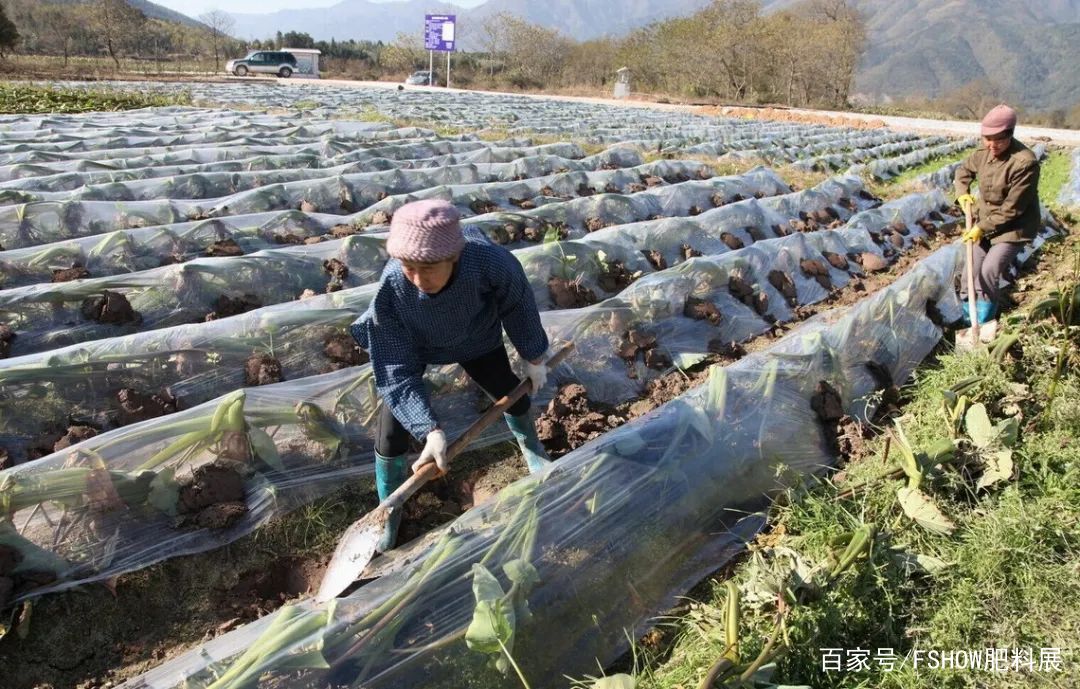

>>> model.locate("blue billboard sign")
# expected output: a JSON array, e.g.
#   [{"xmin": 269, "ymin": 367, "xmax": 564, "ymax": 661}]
[{"xmin": 424, "ymin": 14, "xmax": 456, "ymax": 52}]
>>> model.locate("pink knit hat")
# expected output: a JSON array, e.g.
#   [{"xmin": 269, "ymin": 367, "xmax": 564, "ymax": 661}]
[
  {"xmin": 981, "ymin": 104, "xmax": 1017, "ymax": 136},
  {"xmin": 386, "ymin": 199, "xmax": 465, "ymax": 263}
]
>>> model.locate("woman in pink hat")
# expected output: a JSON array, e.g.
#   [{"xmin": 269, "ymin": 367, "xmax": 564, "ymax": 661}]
[
  {"xmin": 954, "ymin": 104, "xmax": 1041, "ymax": 325},
  {"xmin": 350, "ymin": 199, "xmax": 552, "ymax": 551}
]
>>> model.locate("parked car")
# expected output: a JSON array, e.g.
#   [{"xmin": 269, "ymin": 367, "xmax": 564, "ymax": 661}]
[
  {"xmin": 404, "ymin": 70, "xmax": 435, "ymax": 86},
  {"xmin": 226, "ymin": 51, "xmax": 298, "ymax": 78}
]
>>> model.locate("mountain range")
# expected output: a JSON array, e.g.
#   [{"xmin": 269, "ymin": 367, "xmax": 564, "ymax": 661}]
[{"xmin": 205, "ymin": 0, "xmax": 1080, "ymax": 109}]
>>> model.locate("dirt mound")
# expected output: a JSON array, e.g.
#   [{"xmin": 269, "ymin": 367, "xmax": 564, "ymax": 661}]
[
  {"xmin": 509, "ymin": 197, "xmax": 536, "ymax": 210},
  {"xmin": 800, "ymin": 259, "xmax": 832, "ymax": 290},
  {"xmin": 617, "ymin": 327, "xmax": 672, "ymax": 371},
  {"xmin": 536, "ymin": 383, "xmax": 627, "ymax": 457},
  {"xmin": 548, "ymin": 276, "xmax": 597, "ymax": 308},
  {"xmin": 330, "ymin": 223, "xmax": 361, "ymax": 238},
  {"xmin": 176, "ymin": 465, "xmax": 244, "ymax": 514},
  {"xmin": 53, "ymin": 425, "xmax": 99, "ymax": 452},
  {"xmin": 856, "ymin": 252, "xmax": 890, "ymax": 273},
  {"xmin": 768, "ymin": 270, "xmax": 798, "ymax": 306},
  {"xmin": 205, "ymin": 239, "xmax": 243, "ymax": 257},
  {"xmin": 469, "ymin": 199, "xmax": 498, "ymax": 215},
  {"xmin": 823, "ymin": 251, "xmax": 850, "ymax": 271},
  {"xmin": 273, "ymin": 232, "xmax": 305, "ymax": 245},
  {"xmin": 244, "ymin": 354, "xmax": 283, "ymax": 386},
  {"xmin": 323, "ymin": 332, "xmax": 369, "ymax": 369},
  {"xmin": 597, "ymin": 259, "xmax": 638, "ymax": 293},
  {"xmin": 681, "ymin": 244, "xmax": 703, "ymax": 260},
  {"xmin": 52, "ymin": 264, "xmax": 91, "ymax": 282},
  {"xmin": 705, "ymin": 106, "xmax": 887, "ymax": 130},
  {"xmin": 810, "ymin": 380, "xmax": 868, "ymax": 460},
  {"xmin": 0, "ymin": 323, "xmax": 14, "ymax": 358},
  {"xmin": 205, "ymin": 294, "xmax": 261, "ymax": 321},
  {"xmin": 729, "ymin": 275, "xmax": 771, "ymax": 318},
  {"xmin": 684, "ymin": 296, "xmax": 722, "ymax": 325},
  {"xmin": 720, "ymin": 232, "xmax": 744, "ymax": 250},
  {"xmin": 117, "ymin": 387, "xmax": 177, "ymax": 424},
  {"xmin": 585, "ymin": 217, "xmax": 611, "ymax": 233},
  {"xmin": 323, "ymin": 258, "xmax": 349, "ymax": 291},
  {"xmin": 80, "ymin": 291, "xmax": 141, "ymax": 326},
  {"xmin": 642, "ymin": 249, "xmax": 667, "ymax": 270}
]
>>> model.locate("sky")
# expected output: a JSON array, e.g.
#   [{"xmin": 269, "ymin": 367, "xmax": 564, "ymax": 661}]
[{"xmin": 153, "ymin": 0, "xmax": 487, "ymax": 19}]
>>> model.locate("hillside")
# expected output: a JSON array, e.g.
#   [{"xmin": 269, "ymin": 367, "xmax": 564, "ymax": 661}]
[
  {"xmin": 48, "ymin": 0, "xmax": 207, "ymax": 28},
  {"xmin": 222, "ymin": 0, "xmax": 1080, "ymax": 110},
  {"xmin": 758, "ymin": 0, "xmax": 1080, "ymax": 110}
]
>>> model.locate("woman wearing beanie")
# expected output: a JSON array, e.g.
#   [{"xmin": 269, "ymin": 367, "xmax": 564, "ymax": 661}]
[
  {"xmin": 350, "ymin": 199, "xmax": 553, "ymax": 551},
  {"xmin": 954, "ymin": 103, "xmax": 1041, "ymax": 325}
]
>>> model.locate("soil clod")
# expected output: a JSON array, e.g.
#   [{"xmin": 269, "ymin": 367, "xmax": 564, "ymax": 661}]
[
  {"xmin": 823, "ymin": 251, "xmax": 850, "ymax": 271},
  {"xmin": 684, "ymin": 296, "xmax": 722, "ymax": 325},
  {"xmin": 52, "ymin": 264, "xmax": 91, "ymax": 282},
  {"xmin": 323, "ymin": 332, "xmax": 369, "ymax": 368},
  {"xmin": 81, "ymin": 291, "xmax": 141, "ymax": 325},
  {"xmin": 768, "ymin": 270, "xmax": 798, "ymax": 306},
  {"xmin": 642, "ymin": 249, "xmax": 667, "ymax": 271},
  {"xmin": 176, "ymin": 461, "xmax": 249, "ymax": 529},
  {"xmin": 800, "ymin": 259, "xmax": 832, "ymax": 290},
  {"xmin": 681, "ymin": 244, "xmax": 703, "ymax": 260},
  {"xmin": 0, "ymin": 324, "xmax": 14, "ymax": 358},
  {"xmin": 597, "ymin": 260, "xmax": 638, "ymax": 293},
  {"xmin": 205, "ymin": 239, "xmax": 243, "ymax": 257},
  {"xmin": 205, "ymin": 294, "xmax": 262, "ymax": 321},
  {"xmin": 117, "ymin": 387, "xmax": 177, "ymax": 424},
  {"xmin": 244, "ymin": 354, "xmax": 284, "ymax": 386},
  {"xmin": 536, "ymin": 384, "xmax": 626, "ymax": 458},
  {"xmin": 53, "ymin": 425, "xmax": 99, "ymax": 452},
  {"xmin": 548, "ymin": 277, "xmax": 597, "ymax": 308},
  {"xmin": 720, "ymin": 232, "xmax": 744, "ymax": 250}
]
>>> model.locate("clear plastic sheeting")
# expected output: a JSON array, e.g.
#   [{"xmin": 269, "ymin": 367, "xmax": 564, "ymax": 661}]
[
  {"xmin": 0, "ymin": 143, "xmax": 587, "ymax": 202},
  {"xmin": 0, "ymin": 166, "xmax": 785, "ymax": 354},
  {"xmin": 0, "ymin": 159, "xmax": 725, "ymax": 289},
  {"xmin": 121, "ymin": 243, "xmax": 965, "ymax": 689},
  {"xmin": 1061, "ymin": 147, "xmax": 1080, "ymax": 209},
  {"xmin": 23, "ymin": 82, "xmax": 951, "ymax": 161},
  {"xmin": 0, "ymin": 175, "xmax": 869, "ymax": 460},
  {"xmin": 0, "ymin": 187, "xmax": 954, "ymax": 598},
  {"xmin": 852, "ymin": 139, "xmax": 976, "ymax": 181},
  {"xmin": 0, "ymin": 154, "xmax": 643, "ymax": 249}
]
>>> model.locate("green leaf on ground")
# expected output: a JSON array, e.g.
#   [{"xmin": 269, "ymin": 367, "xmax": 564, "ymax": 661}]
[{"xmin": 897, "ymin": 487, "xmax": 956, "ymax": 535}]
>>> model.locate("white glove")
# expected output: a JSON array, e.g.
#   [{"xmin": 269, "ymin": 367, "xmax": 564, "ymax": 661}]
[
  {"xmin": 412, "ymin": 429, "xmax": 448, "ymax": 475},
  {"xmin": 525, "ymin": 359, "xmax": 548, "ymax": 392}
]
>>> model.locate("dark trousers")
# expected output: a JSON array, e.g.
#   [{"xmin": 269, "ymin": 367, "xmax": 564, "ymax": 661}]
[
  {"xmin": 961, "ymin": 239, "xmax": 1024, "ymax": 305},
  {"xmin": 375, "ymin": 345, "xmax": 531, "ymax": 457}
]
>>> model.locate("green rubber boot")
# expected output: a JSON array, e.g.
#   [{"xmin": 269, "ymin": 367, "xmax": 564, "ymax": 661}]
[
  {"xmin": 504, "ymin": 412, "xmax": 551, "ymax": 474},
  {"xmin": 374, "ymin": 452, "xmax": 407, "ymax": 552}
]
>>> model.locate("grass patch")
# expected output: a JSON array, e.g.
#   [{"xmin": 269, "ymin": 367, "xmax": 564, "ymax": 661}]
[
  {"xmin": 0, "ymin": 82, "xmax": 192, "ymax": 114},
  {"xmin": 1038, "ymin": 149, "xmax": 1073, "ymax": 212},
  {"xmin": 866, "ymin": 147, "xmax": 976, "ymax": 200},
  {"xmin": 629, "ymin": 227, "xmax": 1080, "ymax": 689}
]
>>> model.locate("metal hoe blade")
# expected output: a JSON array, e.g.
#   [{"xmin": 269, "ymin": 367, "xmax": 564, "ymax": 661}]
[{"xmin": 315, "ymin": 507, "xmax": 389, "ymax": 602}]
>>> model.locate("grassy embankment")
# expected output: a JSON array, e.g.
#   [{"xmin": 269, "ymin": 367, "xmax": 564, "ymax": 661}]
[{"xmin": 623, "ymin": 156, "xmax": 1080, "ymax": 689}]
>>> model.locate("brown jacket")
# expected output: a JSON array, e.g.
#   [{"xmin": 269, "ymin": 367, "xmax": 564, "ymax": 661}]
[{"xmin": 954, "ymin": 139, "xmax": 1041, "ymax": 244}]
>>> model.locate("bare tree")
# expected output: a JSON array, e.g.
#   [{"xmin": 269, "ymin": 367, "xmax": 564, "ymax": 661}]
[
  {"xmin": 91, "ymin": 0, "xmax": 145, "ymax": 69},
  {"xmin": 200, "ymin": 9, "xmax": 235, "ymax": 73},
  {"xmin": 39, "ymin": 4, "xmax": 77, "ymax": 66},
  {"xmin": 479, "ymin": 11, "xmax": 513, "ymax": 77}
]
